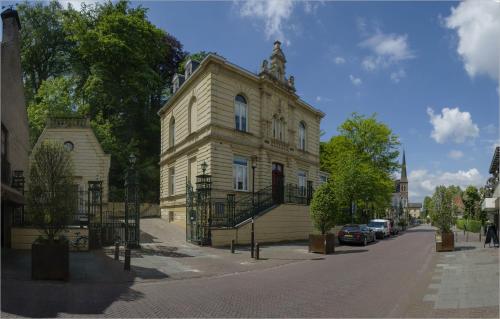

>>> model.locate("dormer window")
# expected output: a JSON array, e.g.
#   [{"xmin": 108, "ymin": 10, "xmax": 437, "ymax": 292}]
[{"xmin": 234, "ymin": 95, "xmax": 248, "ymax": 132}]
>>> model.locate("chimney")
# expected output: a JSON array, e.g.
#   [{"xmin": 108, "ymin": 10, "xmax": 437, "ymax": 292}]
[
  {"xmin": 171, "ymin": 73, "xmax": 185, "ymax": 94},
  {"xmin": 2, "ymin": 8, "xmax": 22, "ymax": 43},
  {"xmin": 184, "ymin": 59, "xmax": 200, "ymax": 79}
]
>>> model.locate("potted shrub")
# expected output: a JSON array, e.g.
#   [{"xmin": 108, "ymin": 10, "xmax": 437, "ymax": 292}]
[
  {"xmin": 27, "ymin": 141, "xmax": 75, "ymax": 280},
  {"xmin": 430, "ymin": 186, "xmax": 455, "ymax": 252},
  {"xmin": 309, "ymin": 182, "xmax": 338, "ymax": 254}
]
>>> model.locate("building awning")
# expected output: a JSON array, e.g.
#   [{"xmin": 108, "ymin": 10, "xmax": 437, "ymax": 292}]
[{"xmin": 1, "ymin": 183, "xmax": 25, "ymax": 206}]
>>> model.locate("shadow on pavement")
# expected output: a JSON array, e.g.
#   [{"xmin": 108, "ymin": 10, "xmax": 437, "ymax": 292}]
[
  {"xmin": 333, "ymin": 249, "xmax": 369, "ymax": 255},
  {"xmin": 454, "ymin": 246, "xmax": 476, "ymax": 251},
  {"xmin": 0, "ymin": 248, "xmax": 159, "ymax": 317}
]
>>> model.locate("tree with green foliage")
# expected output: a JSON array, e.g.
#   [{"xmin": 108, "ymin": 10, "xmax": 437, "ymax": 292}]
[
  {"xmin": 430, "ymin": 186, "xmax": 455, "ymax": 233},
  {"xmin": 27, "ymin": 76, "xmax": 83, "ymax": 145},
  {"xmin": 62, "ymin": 0, "xmax": 182, "ymax": 201},
  {"xmin": 17, "ymin": 1, "xmax": 72, "ymax": 103},
  {"xmin": 462, "ymin": 185, "xmax": 481, "ymax": 220},
  {"xmin": 27, "ymin": 141, "xmax": 75, "ymax": 242},
  {"xmin": 422, "ymin": 196, "xmax": 433, "ymax": 218},
  {"xmin": 310, "ymin": 182, "xmax": 339, "ymax": 234},
  {"xmin": 321, "ymin": 113, "xmax": 400, "ymax": 223}
]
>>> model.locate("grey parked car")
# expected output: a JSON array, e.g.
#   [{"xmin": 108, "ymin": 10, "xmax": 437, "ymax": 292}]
[{"xmin": 338, "ymin": 224, "xmax": 376, "ymax": 246}]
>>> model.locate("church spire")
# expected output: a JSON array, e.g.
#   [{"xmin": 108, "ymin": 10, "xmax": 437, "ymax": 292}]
[{"xmin": 400, "ymin": 150, "xmax": 408, "ymax": 182}]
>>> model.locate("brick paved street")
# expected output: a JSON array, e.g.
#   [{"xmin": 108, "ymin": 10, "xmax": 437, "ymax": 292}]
[{"xmin": 2, "ymin": 225, "xmax": 499, "ymax": 317}]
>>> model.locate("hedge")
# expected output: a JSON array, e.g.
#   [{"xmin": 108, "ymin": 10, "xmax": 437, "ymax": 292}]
[{"xmin": 456, "ymin": 219, "xmax": 482, "ymax": 233}]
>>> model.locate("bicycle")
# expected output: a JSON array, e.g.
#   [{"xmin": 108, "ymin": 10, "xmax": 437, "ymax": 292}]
[{"xmin": 71, "ymin": 232, "xmax": 89, "ymax": 251}]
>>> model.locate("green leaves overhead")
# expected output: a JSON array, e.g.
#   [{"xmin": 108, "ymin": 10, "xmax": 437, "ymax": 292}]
[
  {"xmin": 320, "ymin": 113, "xmax": 400, "ymax": 223},
  {"xmin": 19, "ymin": 0, "xmax": 186, "ymax": 201}
]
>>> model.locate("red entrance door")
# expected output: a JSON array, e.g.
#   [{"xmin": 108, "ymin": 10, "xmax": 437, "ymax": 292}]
[{"xmin": 272, "ymin": 162, "xmax": 284, "ymax": 203}]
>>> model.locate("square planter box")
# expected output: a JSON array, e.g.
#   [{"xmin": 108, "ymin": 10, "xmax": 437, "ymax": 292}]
[
  {"xmin": 309, "ymin": 234, "xmax": 335, "ymax": 254},
  {"xmin": 32, "ymin": 241, "xmax": 69, "ymax": 281},
  {"xmin": 435, "ymin": 232, "xmax": 454, "ymax": 252}
]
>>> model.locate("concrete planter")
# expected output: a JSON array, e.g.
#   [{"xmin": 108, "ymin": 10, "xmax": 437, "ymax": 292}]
[
  {"xmin": 309, "ymin": 234, "xmax": 335, "ymax": 254},
  {"xmin": 435, "ymin": 231, "xmax": 454, "ymax": 252},
  {"xmin": 32, "ymin": 241, "xmax": 69, "ymax": 281}
]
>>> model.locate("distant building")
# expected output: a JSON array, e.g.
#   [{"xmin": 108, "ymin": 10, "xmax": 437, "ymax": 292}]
[
  {"xmin": 31, "ymin": 117, "xmax": 111, "ymax": 202},
  {"xmin": 407, "ymin": 203, "xmax": 422, "ymax": 218},
  {"xmin": 1, "ymin": 8, "xmax": 30, "ymax": 248},
  {"xmin": 389, "ymin": 151, "xmax": 421, "ymax": 221}
]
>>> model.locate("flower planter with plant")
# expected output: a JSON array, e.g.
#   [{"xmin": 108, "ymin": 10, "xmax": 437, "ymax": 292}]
[
  {"xmin": 27, "ymin": 141, "xmax": 75, "ymax": 281},
  {"xmin": 430, "ymin": 186, "xmax": 455, "ymax": 252},
  {"xmin": 309, "ymin": 183, "xmax": 338, "ymax": 254}
]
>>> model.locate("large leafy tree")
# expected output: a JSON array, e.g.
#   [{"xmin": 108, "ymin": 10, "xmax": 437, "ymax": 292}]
[
  {"xmin": 462, "ymin": 185, "xmax": 481, "ymax": 220},
  {"xmin": 19, "ymin": 0, "xmax": 186, "ymax": 201},
  {"xmin": 17, "ymin": 1, "xmax": 72, "ymax": 103},
  {"xmin": 422, "ymin": 196, "xmax": 433, "ymax": 218},
  {"xmin": 321, "ymin": 113, "xmax": 399, "ymax": 223},
  {"xmin": 27, "ymin": 76, "xmax": 83, "ymax": 145}
]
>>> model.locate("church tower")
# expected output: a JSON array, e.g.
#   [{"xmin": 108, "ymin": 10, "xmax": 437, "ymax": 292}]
[{"xmin": 399, "ymin": 150, "xmax": 408, "ymax": 208}]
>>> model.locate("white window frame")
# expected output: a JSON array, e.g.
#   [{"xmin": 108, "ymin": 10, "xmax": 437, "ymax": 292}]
[
  {"xmin": 298, "ymin": 121, "xmax": 306, "ymax": 150},
  {"xmin": 297, "ymin": 170, "xmax": 307, "ymax": 196},
  {"xmin": 169, "ymin": 167, "xmax": 176, "ymax": 195},
  {"xmin": 233, "ymin": 156, "xmax": 249, "ymax": 191},
  {"xmin": 235, "ymin": 95, "xmax": 248, "ymax": 132}
]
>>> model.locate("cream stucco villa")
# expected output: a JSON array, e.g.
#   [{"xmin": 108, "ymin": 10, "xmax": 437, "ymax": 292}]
[{"xmin": 159, "ymin": 42, "xmax": 325, "ymax": 246}]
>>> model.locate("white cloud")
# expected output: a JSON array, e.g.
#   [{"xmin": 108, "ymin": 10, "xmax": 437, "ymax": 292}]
[
  {"xmin": 315, "ymin": 96, "xmax": 332, "ymax": 103},
  {"xmin": 427, "ymin": 107, "xmax": 479, "ymax": 144},
  {"xmin": 303, "ymin": 1, "xmax": 323, "ymax": 15},
  {"xmin": 483, "ymin": 124, "xmax": 497, "ymax": 135},
  {"xmin": 359, "ymin": 31, "xmax": 414, "ymax": 71},
  {"xmin": 390, "ymin": 69, "xmax": 406, "ymax": 83},
  {"xmin": 334, "ymin": 56, "xmax": 346, "ymax": 65},
  {"xmin": 239, "ymin": 0, "xmax": 295, "ymax": 45},
  {"xmin": 349, "ymin": 74, "xmax": 362, "ymax": 86},
  {"xmin": 445, "ymin": 0, "xmax": 500, "ymax": 81},
  {"xmin": 409, "ymin": 168, "xmax": 483, "ymax": 201},
  {"xmin": 59, "ymin": 0, "xmax": 102, "ymax": 11},
  {"xmin": 448, "ymin": 150, "xmax": 464, "ymax": 160}
]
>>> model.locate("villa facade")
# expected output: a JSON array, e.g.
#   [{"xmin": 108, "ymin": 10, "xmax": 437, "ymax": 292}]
[{"xmin": 159, "ymin": 42, "xmax": 324, "ymax": 245}]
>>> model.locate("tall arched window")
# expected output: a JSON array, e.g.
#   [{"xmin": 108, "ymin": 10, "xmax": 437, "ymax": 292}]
[
  {"xmin": 188, "ymin": 98, "xmax": 197, "ymax": 134},
  {"xmin": 234, "ymin": 95, "xmax": 248, "ymax": 132},
  {"xmin": 298, "ymin": 121, "xmax": 306, "ymax": 150},
  {"xmin": 169, "ymin": 117, "xmax": 175, "ymax": 147},
  {"xmin": 272, "ymin": 116, "xmax": 285, "ymax": 141}
]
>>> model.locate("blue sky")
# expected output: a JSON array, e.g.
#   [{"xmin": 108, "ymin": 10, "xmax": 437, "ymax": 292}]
[{"xmin": 3, "ymin": 0, "xmax": 499, "ymax": 201}]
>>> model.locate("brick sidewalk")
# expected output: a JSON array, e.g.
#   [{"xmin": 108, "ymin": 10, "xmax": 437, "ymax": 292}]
[{"xmin": 404, "ymin": 230, "xmax": 499, "ymax": 318}]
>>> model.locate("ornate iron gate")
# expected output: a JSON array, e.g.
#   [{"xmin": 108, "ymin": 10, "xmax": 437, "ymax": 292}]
[
  {"xmin": 124, "ymin": 162, "xmax": 140, "ymax": 247},
  {"xmin": 186, "ymin": 164, "xmax": 212, "ymax": 245},
  {"xmin": 88, "ymin": 181, "xmax": 103, "ymax": 249}
]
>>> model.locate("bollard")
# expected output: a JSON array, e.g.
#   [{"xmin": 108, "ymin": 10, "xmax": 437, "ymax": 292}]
[
  {"xmin": 255, "ymin": 243, "xmax": 260, "ymax": 260},
  {"xmin": 114, "ymin": 241, "xmax": 120, "ymax": 260},
  {"xmin": 251, "ymin": 219, "xmax": 255, "ymax": 258},
  {"xmin": 124, "ymin": 245, "xmax": 131, "ymax": 271},
  {"xmin": 230, "ymin": 240, "xmax": 235, "ymax": 254}
]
